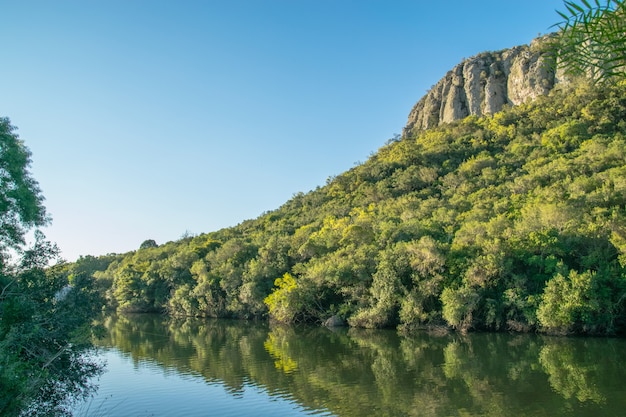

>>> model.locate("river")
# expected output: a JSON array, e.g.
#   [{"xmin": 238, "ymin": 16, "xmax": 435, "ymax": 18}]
[{"xmin": 72, "ymin": 314, "xmax": 626, "ymax": 416}]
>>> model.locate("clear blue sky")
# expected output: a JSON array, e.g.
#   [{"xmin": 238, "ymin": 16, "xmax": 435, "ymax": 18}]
[{"xmin": 1, "ymin": 0, "xmax": 563, "ymax": 261}]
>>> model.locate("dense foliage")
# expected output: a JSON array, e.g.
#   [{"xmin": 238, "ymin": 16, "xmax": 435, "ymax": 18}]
[
  {"xmin": 87, "ymin": 80, "xmax": 626, "ymax": 335},
  {"xmin": 0, "ymin": 118, "xmax": 103, "ymax": 416},
  {"xmin": 0, "ymin": 118, "xmax": 47, "ymax": 262}
]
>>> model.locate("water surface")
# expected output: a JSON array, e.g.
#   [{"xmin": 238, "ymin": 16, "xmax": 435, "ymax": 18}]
[{"xmin": 75, "ymin": 314, "xmax": 626, "ymax": 416}]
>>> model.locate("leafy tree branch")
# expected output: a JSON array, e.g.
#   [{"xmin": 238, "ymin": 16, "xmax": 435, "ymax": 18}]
[{"xmin": 554, "ymin": 0, "xmax": 626, "ymax": 82}]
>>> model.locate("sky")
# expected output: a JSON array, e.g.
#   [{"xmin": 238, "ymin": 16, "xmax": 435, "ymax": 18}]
[{"xmin": 1, "ymin": 0, "xmax": 564, "ymax": 262}]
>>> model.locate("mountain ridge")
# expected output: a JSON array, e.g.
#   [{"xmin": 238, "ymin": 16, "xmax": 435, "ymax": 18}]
[{"xmin": 403, "ymin": 35, "xmax": 558, "ymax": 136}]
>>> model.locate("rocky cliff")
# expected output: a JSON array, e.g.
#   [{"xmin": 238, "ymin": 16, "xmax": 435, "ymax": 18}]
[{"xmin": 404, "ymin": 36, "xmax": 558, "ymax": 136}]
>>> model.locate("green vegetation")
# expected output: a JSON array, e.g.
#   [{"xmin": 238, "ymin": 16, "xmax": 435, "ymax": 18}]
[
  {"xmin": 2, "ymin": 3, "xmax": 625, "ymax": 415},
  {"xmin": 83, "ymin": 80, "xmax": 626, "ymax": 335},
  {"xmin": 555, "ymin": 0, "xmax": 626, "ymax": 82},
  {"xmin": 0, "ymin": 118, "xmax": 103, "ymax": 416}
]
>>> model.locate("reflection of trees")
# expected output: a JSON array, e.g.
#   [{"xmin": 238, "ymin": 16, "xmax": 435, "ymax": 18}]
[
  {"xmin": 539, "ymin": 338, "xmax": 625, "ymax": 404},
  {"xmin": 540, "ymin": 344, "xmax": 603, "ymax": 403},
  {"xmin": 440, "ymin": 335, "xmax": 549, "ymax": 416},
  {"xmin": 97, "ymin": 315, "xmax": 626, "ymax": 417},
  {"xmin": 97, "ymin": 314, "xmax": 272, "ymax": 393},
  {"xmin": 263, "ymin": 326, "xmax": 299, "ymax": 373}
]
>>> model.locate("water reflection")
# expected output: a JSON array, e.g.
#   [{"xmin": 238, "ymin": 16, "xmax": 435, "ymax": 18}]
[{"xmin": 93, "ymin": 315, "xmax": 626, "ymax": 417}]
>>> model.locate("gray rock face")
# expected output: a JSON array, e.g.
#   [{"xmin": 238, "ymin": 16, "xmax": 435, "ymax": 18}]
[
  {"xmin": 403, "ymin": 37, "xmax": 557, "ymax": 136},
  {"xmin": 323, "ymin": 315, "xmax": 346, "ymax": 328}
]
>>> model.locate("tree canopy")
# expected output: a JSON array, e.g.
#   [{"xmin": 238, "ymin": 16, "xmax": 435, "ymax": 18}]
[{"xmin": 0, "ymin": 118, "xmax": 47, "ymax": 260}]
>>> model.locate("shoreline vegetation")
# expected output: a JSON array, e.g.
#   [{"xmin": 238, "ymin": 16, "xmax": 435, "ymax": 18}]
[{"xmin": 73, "ymin": 79, "xmax": 626, "ymax": 337}]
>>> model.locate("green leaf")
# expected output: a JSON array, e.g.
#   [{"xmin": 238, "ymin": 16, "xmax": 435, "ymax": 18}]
[
  {"xmin": 564, "ymin": 3, "xmax": 578, "ymax": 17},
  {"xmin": 556, "ymin": 9, "xmax": 570, "ymax": 21}
]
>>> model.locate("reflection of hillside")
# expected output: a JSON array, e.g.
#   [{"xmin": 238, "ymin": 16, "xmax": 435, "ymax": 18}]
[{"xmin": 96, "ymin": 314, "xmax": 626, "ymax": 417}]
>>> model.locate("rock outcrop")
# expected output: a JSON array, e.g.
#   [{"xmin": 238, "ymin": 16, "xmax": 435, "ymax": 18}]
[
  {"xmin": 323, "ymin": 315, "xmax": 346, "ymax": 328},
  {"xmin": 404, "ymin": 36, "xmax": 558, "ymax": 136}
]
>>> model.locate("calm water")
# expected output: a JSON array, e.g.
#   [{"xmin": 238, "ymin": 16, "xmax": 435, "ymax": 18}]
[{"xmin": 74, "ymin": 314, "xmax": 626, "ymax": 416}]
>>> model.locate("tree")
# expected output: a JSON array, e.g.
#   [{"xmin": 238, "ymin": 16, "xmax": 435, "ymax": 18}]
[
  {"xmin": 139, "ymin": 239, "xmax": 158, "ymax": 250},
  {"xmin": 0, "ymin": 118, "xmax": 102, "ymax": 415},
  {"xmin": 0, "ymin": 254, "xmax": 104, "ymax": 416},
  {"xmin": 555, "ymin": 0, "xmax": 626, "ymax": 82},
  {"xmin": 264, "ymin": 273, "xmax": 300, "ymax": 323},
  {"xmin": 0, "ymin": 118, "xmax": 47, "ymax": 260}
]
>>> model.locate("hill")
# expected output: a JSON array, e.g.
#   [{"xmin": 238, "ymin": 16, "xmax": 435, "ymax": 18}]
[{"xmin": 69, "ymin": 64, "xmax": 626, "ymax": 336}]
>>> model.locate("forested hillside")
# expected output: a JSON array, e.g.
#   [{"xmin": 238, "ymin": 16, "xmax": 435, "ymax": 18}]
[{"xmin": 87, "ymin": 80, "xmax": 626, "ymax": 335}]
